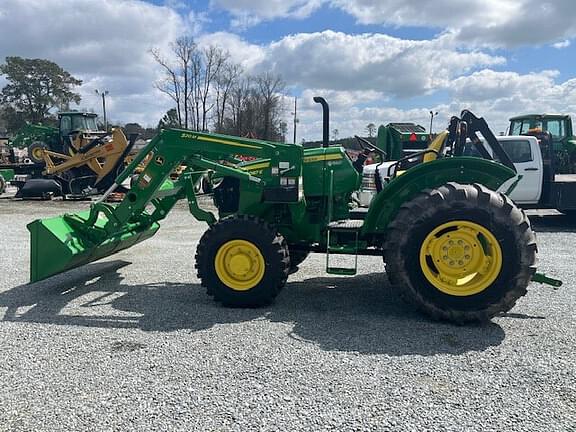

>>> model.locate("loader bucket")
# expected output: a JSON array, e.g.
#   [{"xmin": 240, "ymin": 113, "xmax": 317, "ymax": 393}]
[{"xmin": 28, "ymin": 210, "xmax": 159, "ymax": 283}]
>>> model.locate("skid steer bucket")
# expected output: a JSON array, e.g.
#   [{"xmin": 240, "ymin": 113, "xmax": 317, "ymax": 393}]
[{"xmin": 28, "ymin": 209, "xmax": 159, "ymax": 283}]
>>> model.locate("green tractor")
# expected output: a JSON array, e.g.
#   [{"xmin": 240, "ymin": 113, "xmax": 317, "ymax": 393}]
[
  {"xmin": 376, "ymin": 122, "xmax": 430, "ymax": 160},
  {"xmin": 10, "ymin": 112, "xmax": 103, "ymax": 164},
  {"xmin": 28, "ymin": 98, "xmax": 558, "ymax": 323},
  {"xmin": 508, "ymin": 113, "xmax": 576, "ymax": 173}
]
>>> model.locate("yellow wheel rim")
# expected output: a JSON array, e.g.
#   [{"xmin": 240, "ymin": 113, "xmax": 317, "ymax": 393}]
[
  {"xmin": 215, "ymin": 240, "xmax": 265, "ymax": 291},
  {"xmin": 32, "ymin": 147, "xmax": 44, "ymax": 160},
  {"xmin": 419, "ymin": 220, "xmax": 503, "ymax": 296}
]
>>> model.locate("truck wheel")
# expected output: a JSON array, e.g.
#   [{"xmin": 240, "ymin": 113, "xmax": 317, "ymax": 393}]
[
  {"xmin": 28, "ymin": 141, "xmax": 47, "ymax": 165},
  {"xmin": 0, "ymin": 175, "xmax": 5, "ymax": 195},
  {"xmin": 196, "ymin": 215, "xmax": 290, "ymax": 307},
  {"xmin": 384, "ymin": 183, "xmax": 537, "ymax": 323}
]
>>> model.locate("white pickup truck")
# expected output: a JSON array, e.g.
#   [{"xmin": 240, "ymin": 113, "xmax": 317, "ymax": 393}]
[{"xmin": 358, "ymin": 135, "xmax": 576, "ymax": 215}]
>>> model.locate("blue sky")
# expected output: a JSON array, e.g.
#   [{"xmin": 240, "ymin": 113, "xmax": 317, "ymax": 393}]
[{"xmin": 1, "ymin": 0, "xmax": 576, "ymax": 140}]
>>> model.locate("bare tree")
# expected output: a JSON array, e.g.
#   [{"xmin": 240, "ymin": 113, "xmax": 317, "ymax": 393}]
[
  {"xmin": 152, "ymin": 37, "xmax": 287, "ymax": 139},
  {"xmin": 226, "ymin": 77, "xmax": 252, "ymax": 136},
  {"xmin": 173, "ymin": 37, "xmax": 196, "ymax": 129},
  {"xmin": 366, "ymin": 123, "xmax": 376, "ymax": 137},
  {"xmin": 151, "ymin": 36, "xmax": 196, "ymax": 129},
  {"xmin": 151, "ymin": 48, "xmax": 182, "ymax": 128},
  {"xmin": 219, "ymin": 73, "xmax": 286, "ymax": 141},
  {"xmin": 188, "ymin": 46, "xmax": 228, "ymax": 132},
  {"xmin": 256, "ymin": 72, "xmax": 285, "ymax": 140},
  {"xmin": 214, "ymin": 61, "xmax": 242, "ymax": 133}
]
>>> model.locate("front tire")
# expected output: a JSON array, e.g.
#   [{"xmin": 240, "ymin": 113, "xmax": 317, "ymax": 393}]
[
  {"xmin": 28, "ymin": 141, "xmax": 47, "ymax": 165},
  {"xmin": 384, "ymin": 183, "xmax": 537, "ymax": 323},
  {"xmin": 196, "ymin": 215, "xmax": 290, "ymax": 307}
]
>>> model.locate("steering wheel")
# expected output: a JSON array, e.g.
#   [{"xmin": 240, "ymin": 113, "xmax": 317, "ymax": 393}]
[{"xmin": 354, "ymin": 135, "xmax": 386, "ymax": 159}]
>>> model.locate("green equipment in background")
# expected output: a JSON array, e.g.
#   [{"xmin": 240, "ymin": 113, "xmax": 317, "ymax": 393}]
[
  {"xmin": 376, "ymin": 122, "xmax": 430, "ymax": 161},
  {"xmin": 508, "ymin": 113, "xmax": 576, "ymax": 173}
]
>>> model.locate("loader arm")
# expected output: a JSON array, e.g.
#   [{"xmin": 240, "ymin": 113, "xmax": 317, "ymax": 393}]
[
  {"xmin": 106, "ymin": 129, "xmax": 302, "ymax": 229},
  {"xmin": 449, "ymin": 110, "xmax": 516, "ymax": 172},
  {"xmin": 28, "ymin": 129, "xmax": 303, "ymax": 282}
]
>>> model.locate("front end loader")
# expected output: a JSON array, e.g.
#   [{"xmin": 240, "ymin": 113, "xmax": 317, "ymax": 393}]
[{"xmin": 27, "ymin": 98, "xmax": 559, "ymax": 323}]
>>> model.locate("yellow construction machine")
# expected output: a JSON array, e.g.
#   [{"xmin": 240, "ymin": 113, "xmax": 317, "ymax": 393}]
[{"xmin": 16, "ymin": 128, "xmax": 136, "ymax": 199}]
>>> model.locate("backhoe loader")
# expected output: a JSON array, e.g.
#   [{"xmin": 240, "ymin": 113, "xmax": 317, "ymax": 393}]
[
  {"xmin": 14, "ymin": 128, "xmax": 135, "ymax": 199},
  {"xmin": 28, "ymin": 98, "xmax": 560, "ymax": 323},
  {"xmin": 8, "ymin": 112, "xmax": 133, "ymax": 198}
]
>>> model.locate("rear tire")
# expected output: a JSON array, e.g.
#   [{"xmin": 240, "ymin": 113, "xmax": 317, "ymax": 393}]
[
  {"xmin": 196, "ymin": 215, "xmax": 290, "ymax": 307},
  {"xmin": 0, "ymin": 174, "xmax": 5, "ymax": 195},
  {"xmin": 384, "ymin": 183, "xmax": 537, "ymax": 323}
]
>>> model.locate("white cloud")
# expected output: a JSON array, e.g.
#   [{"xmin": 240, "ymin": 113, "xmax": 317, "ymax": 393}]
[
  {"xmin": 331, "ymin": 0, "xmax": 514, "ymax": 30},
  {"xmin": 258, "ymin": 31, "xmax": 504, "ymax": 97},
  {"xmin": 336, "ymin": 0, "xmax": 576, "ymax": 48},
  {"xmin": 196, "ymin": 32, "xmax": 265, "ymax": 70},
  {"xmin": 212, "ymin": 0, "xmax": 576, "ymax": 48},
  {"xmin": 445, "ymin": 70, "xmax": 576, "ymax": 132},
  {"xmin": 290, "ymin": 70, "xmax": 576, "ymax": 142},
  {"xmin": 0, "ymin": 0, "xmax": 184, "ymax": 126},
  {"xmin": 186, "ymin": 10, "xmax": 212, "ymax": 37},
  {"xmin": 552, "ymin": 40, "xmax": 571, "ymax": 49},
  {"xmin": 3, "ymin": 0, "xmax": 576, "ymax": 138},
  {"xmin": 450, "ymin": 70, "xmax": 560, "ymax": 102},
  {"xmin": 210, "ymin": 0, "xmax": 323, "ymax": 28}
]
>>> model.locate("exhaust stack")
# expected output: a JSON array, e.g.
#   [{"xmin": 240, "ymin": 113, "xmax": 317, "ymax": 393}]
[{"xmin": 313, "ymin": 96, "xmax": 330, "ymax": 148}]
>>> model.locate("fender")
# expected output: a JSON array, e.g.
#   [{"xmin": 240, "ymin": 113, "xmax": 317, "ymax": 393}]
[{"xmin": 362, "ymin": 157, "xmax": 516, "ymax": 235}]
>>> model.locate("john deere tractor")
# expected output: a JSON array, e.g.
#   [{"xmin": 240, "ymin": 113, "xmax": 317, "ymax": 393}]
[{"xmin": 28, "ymin": 98, "xmax": 559, "ymax": 323}]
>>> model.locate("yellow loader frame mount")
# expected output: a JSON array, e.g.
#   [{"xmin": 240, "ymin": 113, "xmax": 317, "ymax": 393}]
[{"xmin": 41, "ymin": 129, "xmax": 128, "ymax": 185}]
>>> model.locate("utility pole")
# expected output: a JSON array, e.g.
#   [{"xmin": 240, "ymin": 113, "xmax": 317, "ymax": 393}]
[
  {"xmin": 95, "ymin": 89, "xmax": 109, "ymax": 131},
  {"xmin": 292, "ymin": 97, "xmax": 299, "ymax": 144},
  {"xmin": 429, "ymin": 110, "xmax": 438, "ymax": 136}
]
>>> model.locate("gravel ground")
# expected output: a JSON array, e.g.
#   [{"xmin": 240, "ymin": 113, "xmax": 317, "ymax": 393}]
[{"xmin": 0, "ymin": 189, "xmax": 575, "ymax": 431}]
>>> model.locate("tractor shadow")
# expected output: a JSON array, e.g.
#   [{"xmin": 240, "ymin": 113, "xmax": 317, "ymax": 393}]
[{"xmin": 0, "ymin": 260, "xmax": 506, "ymax": 356}]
